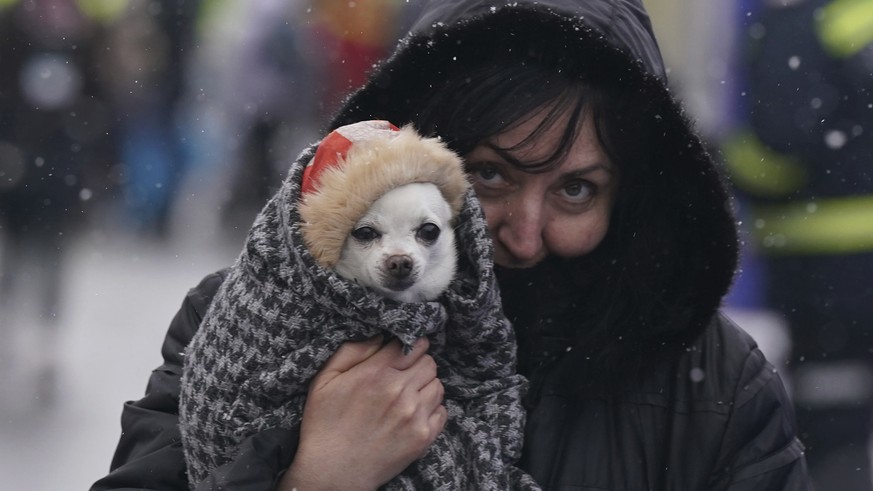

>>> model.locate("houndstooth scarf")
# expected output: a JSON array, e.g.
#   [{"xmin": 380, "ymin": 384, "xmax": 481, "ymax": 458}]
[{"xmin": 179, "ymin": 145, "xmax": 539, "ymax": 490}]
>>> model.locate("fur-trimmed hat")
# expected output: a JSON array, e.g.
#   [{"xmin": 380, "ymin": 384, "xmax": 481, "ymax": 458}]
[{"xmin": 299, "ymin": 120, "xmax": 470, "ymax": 268}]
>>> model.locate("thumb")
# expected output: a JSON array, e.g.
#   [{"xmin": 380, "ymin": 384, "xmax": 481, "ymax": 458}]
[{"xmin": 312, "ymin": 335, "xmax": 383, "ymax": 388}]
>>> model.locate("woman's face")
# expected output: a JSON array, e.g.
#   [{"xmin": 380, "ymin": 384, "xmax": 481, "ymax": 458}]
[{"xmin": 464, "ymin": 110, "xmax": 618, "ymax": 269}]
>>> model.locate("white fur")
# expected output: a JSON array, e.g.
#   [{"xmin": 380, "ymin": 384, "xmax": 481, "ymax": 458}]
[{"xmin": 334, "ymin": 182, "xmax": 457, "ymax": 303}]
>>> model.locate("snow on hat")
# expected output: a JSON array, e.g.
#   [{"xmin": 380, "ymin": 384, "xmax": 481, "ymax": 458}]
[{"xmin": 299, "ymin": 120, "xmax": 470, "ymax": 269}]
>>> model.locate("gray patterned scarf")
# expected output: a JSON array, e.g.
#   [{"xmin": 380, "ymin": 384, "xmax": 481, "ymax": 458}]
[{"xmin": 179, "ymin": 146, "xmax": 539, "ymax": 490}]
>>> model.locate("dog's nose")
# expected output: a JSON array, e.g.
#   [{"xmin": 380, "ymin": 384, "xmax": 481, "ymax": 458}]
[{"xmin": 385, "ymin": 254, "xmax": 413, "ymax": 279}]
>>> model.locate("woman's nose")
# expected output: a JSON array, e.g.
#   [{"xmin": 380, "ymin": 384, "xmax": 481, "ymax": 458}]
[{"xmin": 496, "ymin": 196, "xmax": 546, "ymax": 263}]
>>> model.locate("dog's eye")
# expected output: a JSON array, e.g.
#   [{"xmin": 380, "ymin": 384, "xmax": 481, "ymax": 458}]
[
  {"xmin": 352, "ymin": 226, "xmax": 381, "ymax": 242},
  {"xmin": 416, "ymin": 223, "xmax": 441, "ymax": 243}
]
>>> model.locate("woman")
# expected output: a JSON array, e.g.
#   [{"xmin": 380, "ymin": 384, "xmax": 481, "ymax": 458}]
[{"xmin": 92, "ymin": 1, "xmax": 811, "ymax": 490}]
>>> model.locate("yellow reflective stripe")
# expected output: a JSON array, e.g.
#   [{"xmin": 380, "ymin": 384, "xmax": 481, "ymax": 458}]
[
  {"xmin": 721, "ymin": 131, "xmax": 807, "ymax": 198},
  {"xmin": 751, "ymin": 195, "xmax": 873, "ymax": 255},
  {"xmin": 76, "ymin": 0, "xmax": 130, "ymax": 24},
  {"xmin": 815, "ymin": 0, "xmax": 873, "ymax": 58},
  {"xmin": 0, "ymin": 0, "xmax": 18, "ymax": 10}
]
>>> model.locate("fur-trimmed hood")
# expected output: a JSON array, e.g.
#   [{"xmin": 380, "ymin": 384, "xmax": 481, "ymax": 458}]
[
  {"xmin": 299, "ymin": 123, "xmax": 469, "ymax": 268},
  {"xmin": 326, "ymin": 0, "xmax": 740, "ymax": 382}
]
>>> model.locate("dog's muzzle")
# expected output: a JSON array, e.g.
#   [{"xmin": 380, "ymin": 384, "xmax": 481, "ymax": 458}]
[{"xmin": 383, "ymin": 254, "xmax": 415, "ymax": 290}]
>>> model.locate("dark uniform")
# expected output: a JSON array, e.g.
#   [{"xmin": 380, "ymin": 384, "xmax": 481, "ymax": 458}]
[{"xmin": 724, "ymin": 1, "xmax": 873, "ymax": 488}]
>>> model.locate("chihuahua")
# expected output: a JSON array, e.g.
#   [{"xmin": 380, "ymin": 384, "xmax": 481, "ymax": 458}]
[
  {"xmin": 299, "ymin": 121, "xmax": 469, "ymax": 302},
  {"xmin": 334, "ymin": 181, "xmax": 457, "ymax": 303}
]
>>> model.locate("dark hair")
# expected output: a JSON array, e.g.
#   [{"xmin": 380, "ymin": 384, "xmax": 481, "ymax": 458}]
[
  {"xmin": 413, "ymin": 60, "xmax": 598, "ymax": 172},
  {"xmin": 409, "ymin": 56, "xmax": 656, "ymax": 202}
]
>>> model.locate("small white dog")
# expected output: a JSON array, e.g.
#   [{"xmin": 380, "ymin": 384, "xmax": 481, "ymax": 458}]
[
  {"xmin": 334, "ymin": 181, "xmax": 457, "ymax": 303},
  {"xmin": 180, "ymin": 122, "xmax": 531, "ymax": 489},
  {"xmin": 299, "ymin": 120, "xmax": 469, "ymax": 302}
]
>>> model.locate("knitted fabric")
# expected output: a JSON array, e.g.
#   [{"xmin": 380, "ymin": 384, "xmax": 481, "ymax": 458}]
[{"xmin": 179, "ymin": 145, "xmax": 539, "ymax": 489}]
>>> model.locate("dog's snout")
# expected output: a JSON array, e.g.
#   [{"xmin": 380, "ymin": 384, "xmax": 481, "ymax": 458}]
[{"xmin": 386, "ymin": 254, "xmax": 413, "ymax": 279}]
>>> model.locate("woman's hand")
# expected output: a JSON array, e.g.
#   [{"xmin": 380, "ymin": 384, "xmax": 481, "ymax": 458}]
[{"xmin": 278, "ymin": 336, "xmax": 447, "ymax": 491}]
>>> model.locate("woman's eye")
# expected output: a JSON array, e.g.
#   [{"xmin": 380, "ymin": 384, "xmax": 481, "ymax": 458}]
[
  {"xmin": 416, "ymin": 223, "xmax": 441, "ymax": 243},
  {"xmin": 561, "ymin": 180, "xmax": 595, "ymax": 202},
  {"xmin": 351, "ymin": 226, "xmax": 380, "ymax": 242},
  {"xmin": 469, "ymin": 164, "xmax": 505, "ymax": 186}
]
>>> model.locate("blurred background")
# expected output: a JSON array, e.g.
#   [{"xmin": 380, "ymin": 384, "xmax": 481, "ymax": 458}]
[{"xmin": 0, "ymin": 0, "xmax": 870, "ymax": 489}]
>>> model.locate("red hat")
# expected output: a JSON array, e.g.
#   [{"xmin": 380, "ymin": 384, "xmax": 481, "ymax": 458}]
[
  {"xmin": 301, "ymin": 120, "xmax": 400, "ymax": 196},
  {"xmin": 299, "ymin": 121, "xmax": 469, "ymax": 268}
]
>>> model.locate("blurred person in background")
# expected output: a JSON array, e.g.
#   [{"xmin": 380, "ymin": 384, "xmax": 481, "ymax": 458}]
[
  {"xmin": 176, "ymin": 0, "xmax": 415, "ymax": 244},
  {"xmin": 307, "ymin": 0, "xmax": 409, "ymax": 114},
  {"xmin": 97, "ymin": 0, "xmax": 200, "ymax": 240},
  {"xmin": 0, "ymin": 0, "xmax": 118, "ymax": 395},
  {"xmin": 189, "ymin": 0, "xmax": 321, "ymax": 238},
  {"xmin": 723, "ymin": 0, "xmax": 873, "ymax": 488}
]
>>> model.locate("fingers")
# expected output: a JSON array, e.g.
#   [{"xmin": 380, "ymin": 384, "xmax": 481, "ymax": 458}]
[
  {"xmin": 419, "ymin": 377, "xmax": 445, "ymax": 415},
  {"xmin": 298, "ymin": 334, "xmax": 447, "ymax": 484},
  {"xmin": 409, "ymin": 372, "xmax": 446, "ymax": 457},
  {"xmin": 406, "ymin": 350, "xmax": 439, "ymax": 392},
  {"xmin": 313, "ymin": 336, "xmax": 430, "ymax": 393},
  {"xmin": 334, "ymin": 335, "xmax": 385, "ymax": 371},
  {"xmin": 430, "ymin": 403, "xmax": 448, "ymax": 433},
  {"xmin": 419, "ymin": 388, "xmax": 448, "ymax": 459},
  {"xmin": 353, "ymin": 336, "xmax": 443, "ymax": 437},
  {"xmin": 366, "ymin": 336, "xmax": 430, "ymax": 371},
  {"xmin": 312, "ymin": 335, "xmax": 383, "ymax": 389},
  {"xmin": 419, "ymin": 405, "xmax": 449, "ymax": 458}
]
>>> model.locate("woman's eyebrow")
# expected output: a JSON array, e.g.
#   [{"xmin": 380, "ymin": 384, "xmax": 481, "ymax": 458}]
[
  {"xmin": 483, "ymin": 142, "xmax": 614, "ymax": 177},
  {"xmin": 563, "ymin": 164, "xmax": 615, "ymax": 178},
  {"xmin": 484, "ymin": 142, "xmax": 525, "ymax": 168}
]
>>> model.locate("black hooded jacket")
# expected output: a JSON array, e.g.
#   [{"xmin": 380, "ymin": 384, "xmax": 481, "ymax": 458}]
[{"xmin": 92, "ymin": 1, "xmax": 810, "ymax": 490}]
